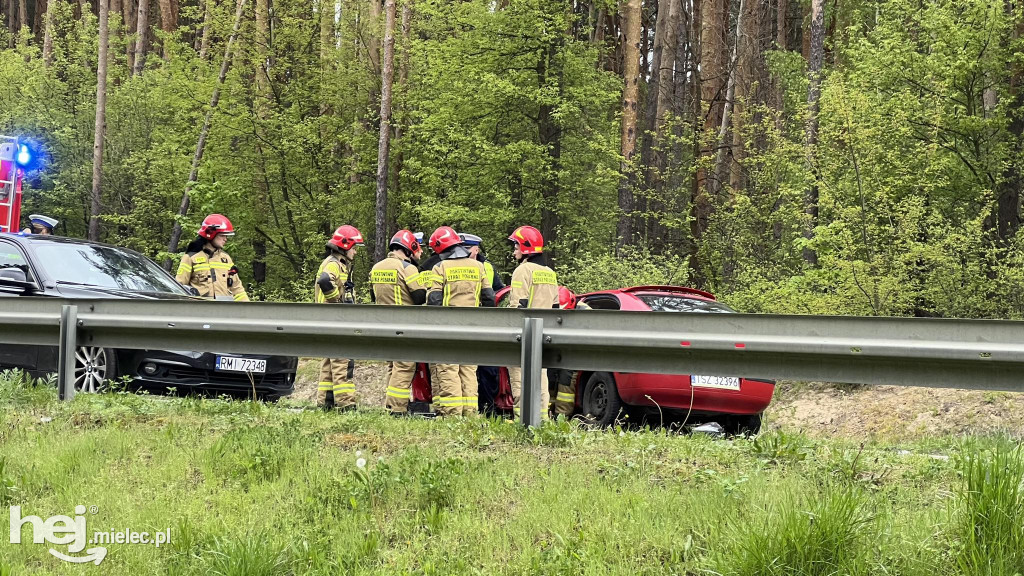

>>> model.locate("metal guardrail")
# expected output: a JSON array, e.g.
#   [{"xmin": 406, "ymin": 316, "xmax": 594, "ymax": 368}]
[{"xmin": 2, "ymin": 298, "xmax": 1024, "ymax": 426}]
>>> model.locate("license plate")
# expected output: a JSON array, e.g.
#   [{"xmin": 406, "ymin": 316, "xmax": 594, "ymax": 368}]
[
  {"xmin": 691, "ymin": 375, "xmax": 740, "ymax": 390},
  {"xmin": 216, "ymin": 356, "xmax": 267, "ymax": 374}
]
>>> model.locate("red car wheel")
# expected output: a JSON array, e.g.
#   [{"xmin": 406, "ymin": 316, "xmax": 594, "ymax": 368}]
[{"xmin": 582, "ymin": 371, "xmax": 624, "ymax": 427}]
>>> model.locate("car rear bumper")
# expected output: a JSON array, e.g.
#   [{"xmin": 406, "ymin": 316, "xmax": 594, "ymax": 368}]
[{"xmin": 617, "ymin": 374, "xmax": 776, "ymax": 415}]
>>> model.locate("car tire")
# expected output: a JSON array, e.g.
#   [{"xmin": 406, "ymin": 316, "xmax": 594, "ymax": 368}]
[
  {"xmin": 74, "ymin": 346, "xmax": 118, "ymax": 393},
  {"xmin": 582, "ymin": 371, "xmax": 624, "ymax": 427}
]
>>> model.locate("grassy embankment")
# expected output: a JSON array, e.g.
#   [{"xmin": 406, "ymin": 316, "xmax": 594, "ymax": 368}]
[{"xmin": 0, "ymin": 370, "xmax": 1022, "ymax": 575}]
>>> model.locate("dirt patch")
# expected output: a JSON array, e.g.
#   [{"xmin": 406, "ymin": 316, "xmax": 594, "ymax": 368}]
[
  {"xmin": 767, "ymin": 382, "xmax": 1024, "ymax": 440},
  {"xmin": 292, "ymin": 358, "xmax": 390, "ymax": 407}
]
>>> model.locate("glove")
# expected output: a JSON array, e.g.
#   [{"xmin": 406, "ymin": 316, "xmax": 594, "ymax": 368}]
[{"xmin": 344, "ymin": 280, "xmax": 355, "ymax": 292}]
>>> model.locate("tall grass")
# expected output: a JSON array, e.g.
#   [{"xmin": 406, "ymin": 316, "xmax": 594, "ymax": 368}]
[
  {"xmin": 724, "ymin": 487, "xmax": 873, "ymax": 576},
  {"xmin": 953, "ymin": 438, "xmax": 1024, "ymax": 575}
]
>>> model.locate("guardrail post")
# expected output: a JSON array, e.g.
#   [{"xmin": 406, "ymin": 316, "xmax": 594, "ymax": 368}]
[
  {"xmin": 58, "ymin": 304, "xmax": 78, "ymax": 402},
  {"xmin": 520, "ymin": 317, "xmax": 543, "ymax": 428}
]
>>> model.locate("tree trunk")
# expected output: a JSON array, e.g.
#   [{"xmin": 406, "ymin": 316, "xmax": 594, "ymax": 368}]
[
  {"xmin": 252, "ymin": 0, "xmax": 270, "ymax": 285},
  {"xmin": 132, "ymin": 0, "xmax": 148, "ymax": 75},
  {"xmin": 801, "ymin": 0, "xmax": 810, "ymax": 60},
  {"xmin": 390, "ymin": 0, "xmax": 412, "ymax": 235},
  {"xmin": 7, "ymin": 0, "xmax": 16, "ymax": 47},
  {"xmin": 255, "ymin": 0, "xmax": 268, "ymax": 98},
  {"xmin": 373, "ymin": 0, "xmax": 396, "ymax": 263},
  {"xmin": 124, "ymin": 0, "xmax": 136, "ymax": 70},
  {"xmin": 198, "ymin": 0, "xmax": 210, "ymax": 59},
  {"xmin": 164, "ymin": 0, "xmax": 248, "ymax": 264},
  {"xmin": 690, "ymin": 0, "xmax": 712, "ymax": 286},
  {"xmin": 157, "ymin": 0, "xmax": 176, "ymax": 59},
  {"xmin": 17, "ymin": 0, "xmax": 27, "ymax": 40},
  {"xmin": 774, "ymin": 0, "xmax": 786, "ymax": 132},
  {"xmin": 803, "ymin": 0, "xmax": 824, "ymax": 266},
  {"xmin": 996, "ymin": 16, "xmax": 1024, "ymax": 244},
  {"xmin": 41, "ymin": 0, "xmax": 54, "ymax": 65},
  {"xmin": 109, "ymin": 0, "xmax": 120, "ymax": 29},
  {"xmin": 776, "ymin": 0, "xmax": 786, "ymax": 49},
  {"xmin": 33, "ymin": 0, "xmax": 43, "ymax": 36},
  {"xmin": 700, "ymin": 0, "xmax": 727, "ymax": 132},
  {"xmin": 538, "ymin": 39, "xmax": 564, "ymax": 258},
  {"xmin": 728, "ymin": 0, "xmax": 757, "ymax": 190},
  {"xmin": 617, "ymin": 0, "xmax": 642, "ymax": 250},
  {"xmin": 89, "ymin": 0, "xmax": 110, "ymax": 241},
  {"xmin": 367, "ymin": 0, "xmax": 382, "ymax": 74},
  {"xmin": 710, "ymin": 0, "xmax": 744, "ymax": 197}
]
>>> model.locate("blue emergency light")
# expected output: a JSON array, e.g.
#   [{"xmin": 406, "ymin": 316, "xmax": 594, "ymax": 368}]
[{"xmin": 15, "ymin": 145, "xmax": 30, "ymax": 167}]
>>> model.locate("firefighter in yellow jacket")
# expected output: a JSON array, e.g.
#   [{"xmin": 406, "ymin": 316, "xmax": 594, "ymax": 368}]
[
  {"xmin": 507, "ymin": 225, "xmax": 559, "ymax": 418},
  {"xmin": 176, "ymin": 214, "xmax": 250, "ymax": 301},
  {"xmin": 426, "ymin": 226, "xmax": 495, "ymax": 416},
  {"xmin": 370, "ymin": 230, "xmax": 430, "ymax": 415},
  {"xmin": 313, "ymin": 225, "xmax": 364, "ymax": 411}
]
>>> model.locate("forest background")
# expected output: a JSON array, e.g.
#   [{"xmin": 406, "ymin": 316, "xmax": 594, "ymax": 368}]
[{"xmin": 2, "ymin": 0, "xmax": 1022, "ymax": 318}]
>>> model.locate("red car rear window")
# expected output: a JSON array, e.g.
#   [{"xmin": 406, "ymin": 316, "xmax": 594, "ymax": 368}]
[{"xmin": 636, "ymin": 294, "xmax": 734, "ymax": 313}]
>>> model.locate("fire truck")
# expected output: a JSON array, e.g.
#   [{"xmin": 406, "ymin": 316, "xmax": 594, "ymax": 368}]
[{"xmin": 0, "ymin": 135, "xmax": 30, "ymax": 234}]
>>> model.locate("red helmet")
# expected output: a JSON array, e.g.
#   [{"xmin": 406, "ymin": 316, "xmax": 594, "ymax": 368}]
[
  {"xmin": 328, "ymin": 225, "xmax": 365, "ymax": 251},
  {"xmin": 558, "ymin": 286, "xmax": 577, "ymax": 310},
  {"xmin": 429, "ymin": 226, "xmax": 462, "ymax": 253},
  {"xmin": 389, "ymin": 229, "xmax": 420, "ymax": 253},
  {"xmin": 508, "ymin": 225, "xmax": 544, "ymax": 254},
  {"xmin": 198, "ymin": 214, "xmax": 235, "ymax": 240}
]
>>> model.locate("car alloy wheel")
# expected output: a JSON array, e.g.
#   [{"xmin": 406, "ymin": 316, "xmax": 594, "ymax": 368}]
[{"xmin": 74, "ymin": 346, "xmax": 109, "ymax": 393}]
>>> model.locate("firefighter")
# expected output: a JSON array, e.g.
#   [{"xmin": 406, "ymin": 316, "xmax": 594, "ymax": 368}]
[
  {"xmin": 506, "ymin": 225, "xmax": 559, "ymax": 419},
  {"xmin": 314, "ymin": 225, "xmax": 364, "ymax": 411},
  {"xmin": 21, "ymin": 214, "xmax": 58, "ymax": 235},
  {"xmin": 370, "ymin": 229, "xmax": 430, "ymax": 415},
  {"xmin": 551, "ymin": 286, "xmax": 590, "ymax": 416},
  {"xmin": 427, "ymin": 226, "xmax": 495, "ymax": 416},
  {"xmin": 176, "ymin": 214, "xmax": 250, "ymax": 301}
]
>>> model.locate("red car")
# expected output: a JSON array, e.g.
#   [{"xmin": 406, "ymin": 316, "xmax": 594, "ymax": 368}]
[{"xmin": 498, "ymin": 285, "xmax": 775, "ymax": 433}]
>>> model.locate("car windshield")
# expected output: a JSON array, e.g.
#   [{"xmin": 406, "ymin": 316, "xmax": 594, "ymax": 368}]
[
  {"xmin": 636, "ymin": 294, "xmax": 734, "ymax": 313},
  {"xmin": 33, "ymin": 243, "xmax": 189, "ymax": 294}
]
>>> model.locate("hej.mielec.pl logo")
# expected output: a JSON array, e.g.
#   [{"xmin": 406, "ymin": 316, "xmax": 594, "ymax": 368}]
[{"xmin": 9, "ymin": 505, "xmax": 171, "ymax": 565}]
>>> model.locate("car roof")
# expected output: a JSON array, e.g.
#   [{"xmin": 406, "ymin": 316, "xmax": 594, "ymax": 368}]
[
  {"xmin": 583, "ymin": 285, "xmax": 717, "ymax": 302},
  {"xmin": 1, "ymin": 234, "xmax": 120, "ymax": 249}
]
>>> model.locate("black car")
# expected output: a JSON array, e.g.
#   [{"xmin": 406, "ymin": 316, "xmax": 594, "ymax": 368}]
[{"xmin": 0, "ymin": 235, "xmax": 296, "ymax": 399}]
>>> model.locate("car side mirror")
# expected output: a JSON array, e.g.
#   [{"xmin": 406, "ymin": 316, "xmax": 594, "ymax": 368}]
[
  {"xmin": 186, "ymin": 286, "xmax": 200, "ymax": 297},
  {"xmin": 0, "ymin": 268, "xmax": 35, "ymax": 294}
]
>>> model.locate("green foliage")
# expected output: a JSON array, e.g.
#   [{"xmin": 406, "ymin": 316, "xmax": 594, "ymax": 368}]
[
  {"xmin": 749, "ymin": 429, "xmax": 812, "ymax": 465},
  {"xmin": 3, "ymin": 0, "xmax": 1024, "ymax": 316},
  {"xmin": 204, "ymin": 422, "xmax": 307, "ymax": 485},
  {"xmin": 556, "ymin": 245, "xmax": 689, "ymax": 294}
]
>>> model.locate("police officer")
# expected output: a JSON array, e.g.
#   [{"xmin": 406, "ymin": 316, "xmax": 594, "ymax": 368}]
[
  {"xmin": 370, "ymin": 229, "xmax": 430, "ymax": 415},
  {"xmin": 427, "ymin": 226, "xmax": 495, "ymax": 416},
  {"xmin": 176, "ymin": 214, "xmax": 250, "ymax": 301},
  {"xmin": 314, "ymin": 225, "xmax": 364, "ymax": 411},
  {"xmin": 506, "ymin": 225, "xmax": 559, "ymax": 418},
  {"xmin": 551, "ymin": 286, "xmax": 590, "ymax": 416},
  {"xmin": 21, "ymin": 214, "xmax": 58, "ymax": 235},
  {"xmin": 458, "ymin": 233, "xmax": 505, "ymax": 292},
  {"xmin": 458, "ymin": 232, "xmax": 506, "ymax": 416}
]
